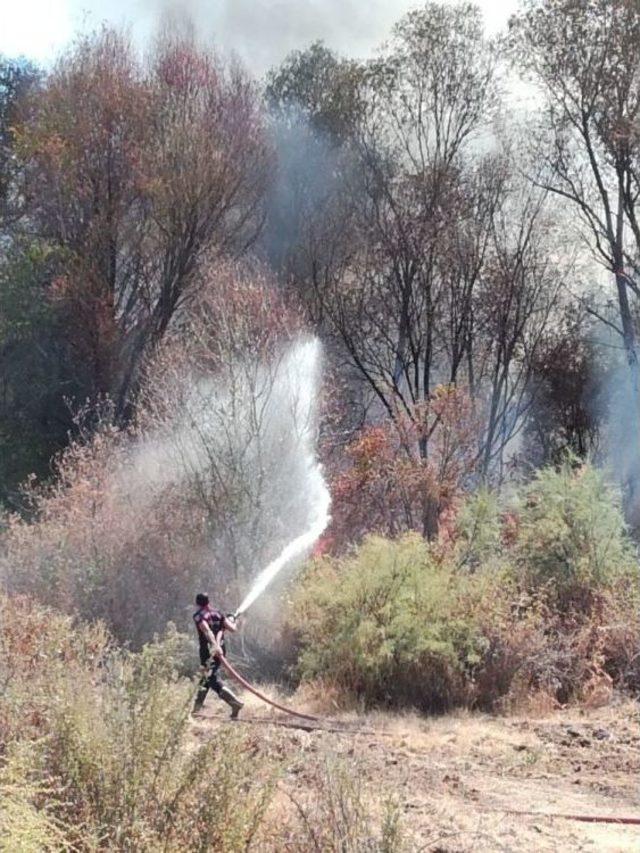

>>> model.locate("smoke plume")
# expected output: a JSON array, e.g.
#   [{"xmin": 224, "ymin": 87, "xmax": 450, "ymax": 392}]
[{"xmin": 67, "ymin": 1, "xmax": 516, "ymax": 76}]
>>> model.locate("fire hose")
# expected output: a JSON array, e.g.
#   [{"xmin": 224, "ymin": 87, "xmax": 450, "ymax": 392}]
[
  {"xmin": 500, "ymin": 810, "xmax": 640, "ymax": 826},
  {"xmin": 218, "ymin": 652, "xmax": 320, "ymax": 723}
]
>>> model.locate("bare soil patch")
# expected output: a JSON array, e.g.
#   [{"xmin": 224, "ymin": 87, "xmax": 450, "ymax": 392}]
[{"xmin": 191, "ymin": 693, "xmax": 640, "ymax": 851}]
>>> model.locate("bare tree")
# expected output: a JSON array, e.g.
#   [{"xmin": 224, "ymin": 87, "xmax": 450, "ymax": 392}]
[
  {"xmin": 477, "ymin": 180, "xmax": 562, "ymax": 477},
  {"xmin": 317, "ymin": 2, "xmax": 499, "ymax": 421},
  {"xmin": 513, "ymin": 0, "xmax": 640, "ymax": 367}
]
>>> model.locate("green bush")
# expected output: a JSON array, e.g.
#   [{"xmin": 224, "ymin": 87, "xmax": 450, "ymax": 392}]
[
  {"xmin": 288, "ymin": 464, "xmax": 640, "ymax": 711},
  {"xmin": 290, "ymin": 535, "xmax": 496, "ymax": 712},
  {"xmin": 453, "ymin": 487, "xmax": 501, "ymax": 570},
  {"xmin": 0, "ymin": 742, "xmax": 73, "ymax": 852},
  {"xmin": 515, "ymin": 461, "xmax": 637, "ymax": 608}
]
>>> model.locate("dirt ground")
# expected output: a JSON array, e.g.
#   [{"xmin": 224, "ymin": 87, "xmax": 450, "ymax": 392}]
[{"xmin": 191, "ymin": 690, "xmax": 640, "ymax": 851}]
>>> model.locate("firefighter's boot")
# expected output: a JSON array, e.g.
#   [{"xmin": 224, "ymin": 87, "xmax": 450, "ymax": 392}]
[
  {"xmin": 219, "ymin": 686, "xmax": 244, "ymax": 720},
  {"xmin": 192, "ymin": 686, "xmax": 209, "ymax": 715}
]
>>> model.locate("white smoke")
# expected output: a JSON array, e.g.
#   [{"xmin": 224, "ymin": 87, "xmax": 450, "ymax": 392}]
[{"xmin": 598, "ymin": 358, "xmax": 640, "ymax": 523}]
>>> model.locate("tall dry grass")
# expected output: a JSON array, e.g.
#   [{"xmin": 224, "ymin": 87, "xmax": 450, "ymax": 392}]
[{"xmin": 0, "ymin": 593, "xmax": 405, "ymax": 852}]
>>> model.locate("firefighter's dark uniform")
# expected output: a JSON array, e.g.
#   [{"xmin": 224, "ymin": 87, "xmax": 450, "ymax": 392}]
[
  {"xmin": 194, "ymin": 605, "xmax": 226, "ymax": 695},
  {"xmin": 192, "ymin": 605, "xmax": 243, "ymax": 717}
]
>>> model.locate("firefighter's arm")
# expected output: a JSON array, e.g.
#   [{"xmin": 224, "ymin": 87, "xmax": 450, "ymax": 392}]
[
  {"xmin": 223, "ymin": 614, "xmax": 239, "ymax": 632},
  {"xmin": 197, "ymin": 619, "xmax": 223, "ymax": 656}
]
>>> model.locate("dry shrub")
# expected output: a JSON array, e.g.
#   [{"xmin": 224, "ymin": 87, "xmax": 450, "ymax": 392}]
[
  {"xmin": 0, "ymin": 593, "xmax": 274, "ymax": 851},
  {"xmin": 0, "ymin": 422, "xmax": 209, "ymax": 646},
  {"xmin": 271, "ymin": 758, "xmax": 404, "ymax": 852},
  {"xmin": 0, "ymin": 593, "xmax": 404, "ymax": 851},
  {"xmin": 0, "ymin": 260, "xmax": 304, "ymax": 648},
  {"xmin": 0, "ymin": 592, "xmax": 111, "ymax": 744},
  {"xmin": 0, "ymin": 742, "xmax": 74, "ymax": 852},
  {"xmin": 595, "ymin": 583, "xmax": 640, "ymax": 693}
]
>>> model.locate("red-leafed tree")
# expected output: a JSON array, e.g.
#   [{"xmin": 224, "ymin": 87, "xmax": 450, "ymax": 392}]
[{"xmin": 329, "ymin": 385, "xmax": 479, "ymax": 547}]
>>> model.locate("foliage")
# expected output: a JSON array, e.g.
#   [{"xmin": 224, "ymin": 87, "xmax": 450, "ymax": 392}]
[
  {"xmin": 11, "ymin": 27, "xmax": 271, "ymax": 419},
  {"xmin": 0, "ymin": 418, "xmax": 204, "ymax": 647},
  {"xmin": 291, "ymin": 535, "xmax": 497, "ymax": 712},
  {"xmin": 290, "ymin": 462, "xmax": 640, "ymax": 710},
  {"xmin": 0, "ymin": 55, "xmax": 39, "ymax": 223},
  {"xmin": 524, "ymin": 311, "xmax": 602, "ymax": 464},
  {"xmin": 0, "ymin": 594, "xmax": 271, "ymax": 851},
  {"xmin": 452, "ymin": 487, "xmax": 501, "ymax": 569},
  {"xmin": 330, "ymin": 386, "xmax": 479, "ymax": 544},
  {"xmin": 0, "ymin": 743, "xmax": 72, "ymax": 853},
  {"xmin": 0, "ymin": 241, "xmax": 85, "ymax": 503},
  {"xmin": 266, "ymin": 41, "xmax": 364, "ymax": 141},
  {"xmin": 515, "ymin": 460, "xmax": 637, "ymax": 607}
]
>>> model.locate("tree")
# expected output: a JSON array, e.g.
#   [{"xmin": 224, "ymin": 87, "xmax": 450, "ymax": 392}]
[
  {"xmin": 314, "ymin": 4, "xmax": 499, "ymax": 426},
  {"xmin": 0, "ymin": 243, "xmax": 86, "ymax": 504},
  {"xmin": 265, "ymin": 41, "xmax": 364, "ymax": 141},
  {"xmin": 512, "ymin": 0, "xmax": 640, "ymax": 367},
  {"xmin": 524, "ymin": 310, "xmax": 601, "ymax": 465},
  {"xmin": 310, "ymin": 6, "xmax": 560, "ymax": 482},
  {"xmin": 0, "ymin": 56, "xmax": 38, "ymax": 228},
  {"xmin": 266, "ymin": 6, "xmax": 562, "ymax": 498},
  {"xmin": 477, "ymin": 178, "xmax": 562, "ymax": 477},
  {"xmin": 330, "ymin": 386, "xmax": 479, "ymax": 543},
  {"xmin": 512, "ymin": 0, "xmax": 640, "ymax": 515},
  {"xmin": 16, "ymin": 28, "xmax": 271, "ymax": 418}
]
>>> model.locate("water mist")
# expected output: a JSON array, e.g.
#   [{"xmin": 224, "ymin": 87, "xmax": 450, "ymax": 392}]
[
  {"xmin": 122, "ymin": 335, "xmax": 331, "ymax": 617},
  {"xmin": 232, "ymin": 337, "xmax": 331, "ymax": 613}
]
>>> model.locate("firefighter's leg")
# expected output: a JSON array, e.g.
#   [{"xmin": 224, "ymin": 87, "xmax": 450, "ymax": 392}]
[
  {"xmin": 192, "ymin": 665, "xmax": 210, "ymax": 713},
  {"xmin": 219, "ymin": 685, "xmax": 244, "ymax": 719},
  {"xmin": 208, "ymin": 661, "xmax": 243, "ymax": 719}
]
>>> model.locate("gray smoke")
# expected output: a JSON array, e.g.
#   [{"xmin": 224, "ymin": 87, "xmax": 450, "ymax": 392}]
[
  {"xmin": 598, "ymin": 357, "xmax": 640, "ymax": 525},
  {"xmin": 67, "ymin": 1, "xmax": 516, "ymax": 76}
]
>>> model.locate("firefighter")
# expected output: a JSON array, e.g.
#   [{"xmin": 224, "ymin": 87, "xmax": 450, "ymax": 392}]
[{"xmin": 192, "ymin": 592, "xmax": 244, "ymax": 718}]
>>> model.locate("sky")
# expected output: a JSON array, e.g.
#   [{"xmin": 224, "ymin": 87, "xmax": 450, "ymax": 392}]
[{"xmin": 0, "ymin": 0, "xmax": 519, "ymax": 75}]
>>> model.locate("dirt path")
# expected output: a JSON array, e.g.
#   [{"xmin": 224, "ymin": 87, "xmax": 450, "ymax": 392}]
[{"xmin": 192, "ymin": 695, "xmax": 640, "ymax": 851}]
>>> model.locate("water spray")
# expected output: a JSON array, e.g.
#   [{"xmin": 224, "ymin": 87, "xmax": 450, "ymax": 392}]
[
  {"xmin": 220, "ymin": 337, "xmax": 331, "ymax": 719},
  {"xmin": 224, "ymin": 441, "xmax": 330, "ymax": 719},
  {"xmin": 234, "ymin": 484, "xmax": 331, "ymax": 617}
]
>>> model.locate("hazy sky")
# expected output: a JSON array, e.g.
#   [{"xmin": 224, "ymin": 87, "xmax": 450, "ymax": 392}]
[{"xmin": 1, "ymin": 0, "xmax": 519, "ymax": 74}]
